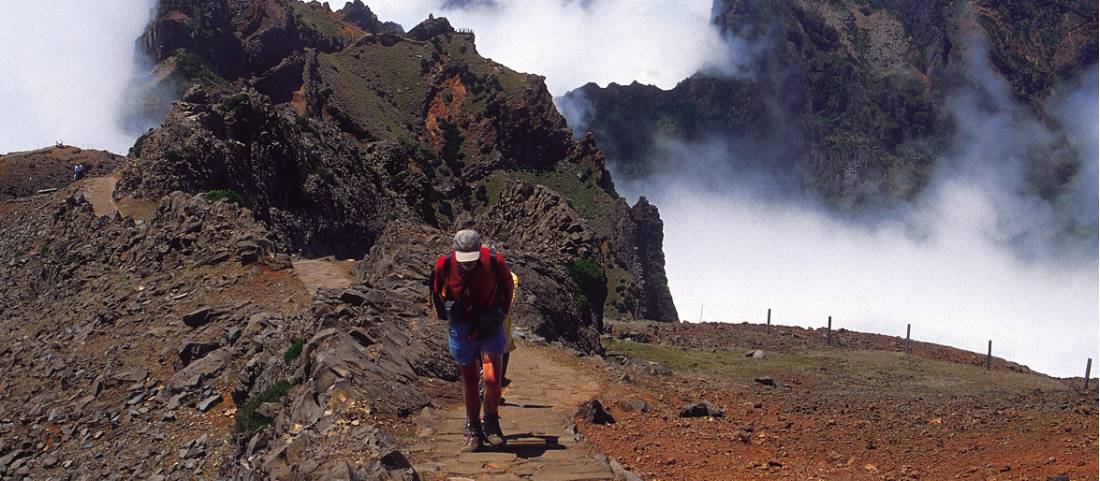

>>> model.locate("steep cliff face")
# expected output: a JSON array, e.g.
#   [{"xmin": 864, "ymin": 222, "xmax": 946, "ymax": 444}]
[{"xmin": 565, "ymin": 0, "xmax": 1097, "ymax": 205}]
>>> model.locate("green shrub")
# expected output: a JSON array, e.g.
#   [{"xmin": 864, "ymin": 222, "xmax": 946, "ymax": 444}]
[
  {"xmin": 319, "ymin": 168, "xmax": 338, "ymax": 185},
  {"xmin": 567, "ymin": 258, "xmax": 606, "ymax": 312},
  {"xmin": 234, "ymin": 379, "xmax": 294, "ymax": 433},
  {"xmin": 439, "ymin": 119, "xmax": 465, "ymax": 171},
  {"xmin": 284, "ymin": 339, "xmax": 305, "ymax": 362},
  {"xmin": 203, "ymin": 189, "xmax": 243, "ymax": 206}
]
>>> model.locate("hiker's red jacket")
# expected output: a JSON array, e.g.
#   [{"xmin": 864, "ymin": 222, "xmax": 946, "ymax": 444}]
[{"xmin": 432, "ymin": 247, "xmax": 514, "ymax": 316}]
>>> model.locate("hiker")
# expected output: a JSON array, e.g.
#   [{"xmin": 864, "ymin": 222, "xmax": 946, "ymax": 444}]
[
  {"xmin": 501, "ymin": 265, "xmax": 518, "ymax": 388},
  {"xmin": 72, "ymin": 163, "xmax": 86, "ymax": 181},
  {"xmin": 430, "ymin": 229, "xmax": 514, "ymax": 451}
]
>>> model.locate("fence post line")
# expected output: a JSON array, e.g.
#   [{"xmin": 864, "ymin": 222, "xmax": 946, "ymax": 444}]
[
  {"xmin": 986, "ymin": 340, "xmax": 992, "ymax": 371},
  {"xmin": 905, "ymin": 324, "xmax": 911, "ymax": 355},
  {"xmin": 1085, "ymin": 358, "xmax": 1092, "ymax": 391},
  {"xmin": 766, "ymin": 308, "xmax": 772, "ymax": 332},
  {"xmin": 827, "ymin": 316, "xmax": 832, "ymax": 346}
]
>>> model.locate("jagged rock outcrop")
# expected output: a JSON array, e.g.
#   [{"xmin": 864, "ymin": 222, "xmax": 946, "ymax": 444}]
[
  {"xmin": 117, "ymin": 88, "xmax": 438, "ymax": 258},
  {"xmin": 473, "ymin": 182, "xmax": 601, "ymax": 263},
  {"xmin": 340, "ymin": 0, "xmax": 404, "ymax": 34},
  {"xmin": 630, "ymin": 197, "xmax": 678, "ymax": 321}
]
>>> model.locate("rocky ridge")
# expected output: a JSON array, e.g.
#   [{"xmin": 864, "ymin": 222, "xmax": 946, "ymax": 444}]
[{"xmin": 565, "ymin": 0, "xmax": 1098, "ymax": 205}]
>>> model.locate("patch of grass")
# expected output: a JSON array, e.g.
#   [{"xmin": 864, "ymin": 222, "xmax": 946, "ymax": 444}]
[
  {"xmin": 217, "ymin": 93, "xmax": 251, "ymax": 114},
  {"xmin": 284, "ymin": 339, "xmax": 305, "ymax": 362},
  {"xmin": 173, "ymin": 50, "xmax": 223, "ymax": 86},
  {"xmin": 234, "ymin": 379, "xmax": 294, "ymax": 434},
  {"xmin": 604, "ymin": 265, "xmax": 634, "ymax": 317},
  {"xmin": 511, "ymin": 163, "xmax": 617, "ymax": 226},
  {"xmin": 289, "ymin": 1, "xmax": 363, "ymax": 41},
  {"xmin": 605, "ymin": 339, "xmax": 1070, "ymax": 397},
  {"xmin": 479, "ymin": 172, "xmax": 509, "ymax": 205},
  {"xmin": 203, "ymin": 189, "xmax": 243, "ymax": 206}
]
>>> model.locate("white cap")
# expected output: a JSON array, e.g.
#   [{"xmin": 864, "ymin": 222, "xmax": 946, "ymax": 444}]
[{"xmin": 453, "ymin": 229, "xmax": 482, "ymax": 262}]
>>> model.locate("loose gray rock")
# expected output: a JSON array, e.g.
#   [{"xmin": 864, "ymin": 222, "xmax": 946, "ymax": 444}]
[
  {"xmin": 754, "ymin": 376, "xmax": 776, "ymax": 386},
  {"xmin": 196, "ymin": 394, "xmax": 222, "ymax": 412},
  {"xmin": 618, "ymin": 398, "xmax": 650, "ymax": 413},
  {"xmin": 182, "ymin": 307, "xmax": 217, "ymax": 328},
  {"xmin": 680, "ymin": 402, "xmax": 724, "ymax": 418}
]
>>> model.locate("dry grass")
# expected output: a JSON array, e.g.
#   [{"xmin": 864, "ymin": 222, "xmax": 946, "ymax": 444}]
[{"xmin": 606, "ymin": 338, "xmax": 1070, "ymax": 397}]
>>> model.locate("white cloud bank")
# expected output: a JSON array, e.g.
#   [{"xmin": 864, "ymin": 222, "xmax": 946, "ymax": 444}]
[
  {"xmin": 614, "ymin": 41, "xmax": 1099, "ymax": 377},
  {"xmin": 0, "ymin": 0, "xmax": 156, "ymax": 155},
  {"xmin": 329, "ymin": 0, "xmax": 732, "ymax": 95}
]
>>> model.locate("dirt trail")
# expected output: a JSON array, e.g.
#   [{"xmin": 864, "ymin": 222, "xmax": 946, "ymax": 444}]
[
  {"xmin": 79, "ymin": 175, "xmax": 120, "ymax": 217},
  {"xmin": 408, "ymin": 345, "xmax": 617, "ymax": 481},
  {"xmin": 291, "ymin": 257, "xmax": 357, "ymax": 293}
]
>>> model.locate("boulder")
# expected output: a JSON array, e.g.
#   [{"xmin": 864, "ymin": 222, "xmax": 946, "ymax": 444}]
[{"xmin": 576, "ymin": 400, "xmax": 615, "ymax": 425}]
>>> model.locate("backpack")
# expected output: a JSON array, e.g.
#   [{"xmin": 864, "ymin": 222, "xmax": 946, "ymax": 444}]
[{"xmin": 429, "ymin": 249, "xmax": 507, "ymax": 321}]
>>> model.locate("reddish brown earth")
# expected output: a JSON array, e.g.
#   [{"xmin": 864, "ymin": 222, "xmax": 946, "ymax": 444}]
[
  {"xmin": 573, "ymin": 322, "xmax": 1099, "ymax": 481},
  {"xmin": 0, "ymin": 145, "xmax": 124, "ymax": 203}
]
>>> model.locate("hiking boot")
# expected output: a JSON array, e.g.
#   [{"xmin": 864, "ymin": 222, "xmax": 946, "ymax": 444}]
[
  {"xmin": 461, "ymin": 421, "xmax": 482, "ymax": 452},
  {"xmin": 481, "ymin": 414, "xmax": 506, "ymax": 448}
]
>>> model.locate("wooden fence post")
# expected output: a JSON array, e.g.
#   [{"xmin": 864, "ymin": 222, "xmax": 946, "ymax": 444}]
[
  {"xmin": 827, "ymin": 316, "xmax": 832, "ymax": 346},
  {"xmin": 905, "ymin": 324, "xmax": 911, "ymax": 355},
  {"xmin": 986, "ymin": 340, "xmax": 992, "ymax": 371},
  {"xmin": 1085, "ymin": 358, "xmax": 1092, "ymax": 391}
]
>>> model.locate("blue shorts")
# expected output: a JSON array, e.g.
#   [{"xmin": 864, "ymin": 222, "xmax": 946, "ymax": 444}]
[{"xmin": 448, "ymin": 322, "xmax": 506, "ymax": 366}]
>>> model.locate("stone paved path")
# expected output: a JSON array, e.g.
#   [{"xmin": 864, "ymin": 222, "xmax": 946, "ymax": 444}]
[
  {"xmin": 291, "ymin": 257, "xmax": 356, "ymax": 294},
  {"xmin": 408, "ymin": 346, "xmax": 616, "ymax": 481},
  {"xmin": 79, "ymin": 175, "xmax": 119, "ymax": 217}
]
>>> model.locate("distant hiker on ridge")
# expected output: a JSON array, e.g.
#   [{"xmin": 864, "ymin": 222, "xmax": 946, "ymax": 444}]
[{"xmin": 430, "ymin": 229, "xmax": 514, "ymax": 451}]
